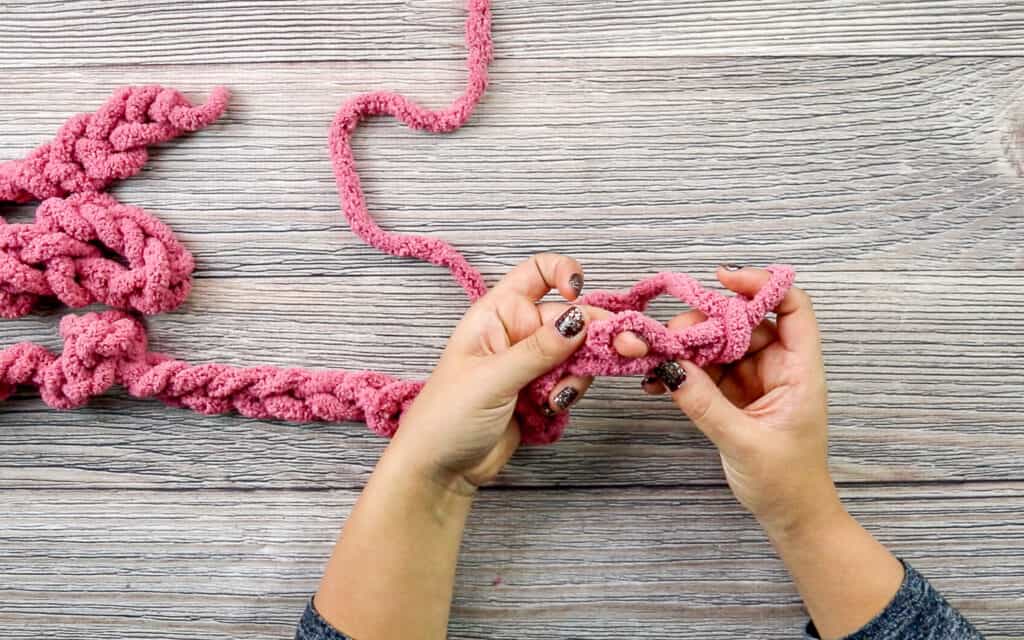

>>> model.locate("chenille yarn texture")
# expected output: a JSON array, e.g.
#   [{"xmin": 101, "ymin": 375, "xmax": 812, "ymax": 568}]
[{"xmin": 0, "ymin": 0, "xmax": 794, "ymax": 445}]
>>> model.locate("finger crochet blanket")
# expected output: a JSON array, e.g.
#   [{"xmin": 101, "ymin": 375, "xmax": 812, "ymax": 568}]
[{"xmin": 0, "ymin": 0, "xmax": 794, "ymax": 445}]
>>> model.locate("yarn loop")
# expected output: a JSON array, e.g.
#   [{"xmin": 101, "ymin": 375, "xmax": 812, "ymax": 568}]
[
  {"xmin": 1, "ymin": 192, "xmax": 193, "ymax": 318},
  {"xmin": 1, "ymin": 0, "xmax": 795, "ymax": 444}
]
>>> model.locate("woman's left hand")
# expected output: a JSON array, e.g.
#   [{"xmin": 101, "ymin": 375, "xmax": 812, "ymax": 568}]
[{"xmin": 389, "ymin": 252, "xmax": 648, "ymax": 495}]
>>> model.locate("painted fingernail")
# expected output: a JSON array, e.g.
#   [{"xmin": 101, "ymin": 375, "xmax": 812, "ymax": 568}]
[
  {"xmin": 555, "ymin": 306, "xmax": 585, "ymax": 338},
  {"xmin": 569, "ymin": 273, "xmax": 584, "ymax": 297},
  {"xmin": 721, "ymin": 264, "xmax": 743, "ymax": 272},
  {"xmin": 541, "ymin": 405, "xmax": 557, "ymax": 417},
  {"xmin": 641, "ymin": 374, "xmax": 659, "ymax": 387},
  {"xmin": 553, "ymin": 386, "xmax": 580, "ymax": 411},
  {"xmin": 653, "ymin": 361, "xmax": 686, "ymax": 392}
]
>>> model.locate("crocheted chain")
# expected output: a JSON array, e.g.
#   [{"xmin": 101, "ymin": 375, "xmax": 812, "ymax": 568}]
[
  {"xmin": 0, "ymin": 85, "xmax": 229, "ymax": 203},
  {"xmin": 0, "ymin": 311, "xmax": 424, "ymax": 437},
  {"xmin": 0, "ymin": 0, "xmax": 795, "ymax": 445},
  {"xmin": 0, "ymin": 84, "xmax": 225, "ymax": 318},
  {"xmin": 1, "ymin": 192, "xmax": 194, "ymax": 318}
]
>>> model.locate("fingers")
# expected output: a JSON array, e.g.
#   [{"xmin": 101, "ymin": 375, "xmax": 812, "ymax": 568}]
[
  {"xmin": 668, "ymin": 361, "xmax": 748, "ymax": 448},
  {"xmin": 666, "ymin": 303, "xmax": 776, "ymax": 354},
  {"xmin": 640, "ymin": 374, "xmax": 667, "ymax": 395},
  {"xmin": 716, "ymin": 266, "xmax": 820, "ymax": 358},
  {"xmin": 545, "ymin": 375, "xmax": 592, "ymax": 415},
  {"xmin": 613, "ymin": 331, "xmax": 649, "ymax": 358},
  {"xmin": 773, "ymin": 286, "xmax": 821, "ymax": 359},
  {"xmin": 491, "ymin": 253, "xmax": 585, "ymax": 304},
  {"xmin": 667, "ymin": 309, "xmax": 708, "ymax": 331},
  {"xmin": 539, "ymin": 302, "xmax": 649, "ymax": 358},
  {"xmin": 718, "ymin": 357, "xmax": 764, "ymax": 407},
  {"xmin": 487, "ymin": 305, "xmax": 588, "ymax": 397},
  {"xmin": 715, "ymin": 264, "xmax": 774, "ymax": 298},
  {"xmin": 643, "ymin": 310, "xmax": 719, "ymax": 396},
  {"xmin": 641, "ymin": 298, "xmax": 777, "ymax": 397},
  {"xmin": 534, "ymin": 302, "xmax": 645, "ymax": 413},
  {"xmin": 747, "ymin": 320, "xmax": 779, "ymax": 354}
]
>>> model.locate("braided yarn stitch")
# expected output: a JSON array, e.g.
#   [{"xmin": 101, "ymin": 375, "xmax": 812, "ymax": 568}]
[{"xmin": 0, "ymin": 0, "xmax": 794, "ymax": 445}]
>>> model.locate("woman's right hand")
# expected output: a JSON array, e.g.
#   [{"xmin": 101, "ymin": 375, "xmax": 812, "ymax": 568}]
[{"xmin": 646, "ymin": 266, "xmax": 841, "ymax": 538}]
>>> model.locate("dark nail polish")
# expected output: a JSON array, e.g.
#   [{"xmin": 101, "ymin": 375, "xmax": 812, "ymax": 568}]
[
  {"xmin": 641, "ymin": 375, "xmax": 659, "ymax": 387},
  {"xmin": 653, "ymin": 361, "xmax": 686, "ymax": 392},
  {"xmin": 541, "ymin": 405, "xmax": 557, "ymax": 417},
  {"xmin": 553, "ymin": 386, "xmax": 580, "ymax": 411},
  {"xmin": 555, "ymin": 306, "xmax": 585, "ymax": 338},
  {"xmin": 569, "ymin": 273, "xmax": 584, "ymax": 296},
  {"xmin": 721, "ymin": 264, "xmax": 743, "ymax": 272}
]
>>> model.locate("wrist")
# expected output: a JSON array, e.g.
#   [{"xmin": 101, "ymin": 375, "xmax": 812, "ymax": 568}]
[
  {"xmin": 761, "ymin": 483, "xmax": 847, "ymax": 547},
  {"xmin": 381, "ymin": 437, "xmax": 479, "ymax": 502},
  {"xmin": 757, "ymin": 472, "xmax": 845, "ymax": 543}
]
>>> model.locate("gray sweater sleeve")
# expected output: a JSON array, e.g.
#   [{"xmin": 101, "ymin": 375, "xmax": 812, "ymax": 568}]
[
  {"xmin": 294, "ymin": 598, "xmax": 354, "ymax": 640},
  {"xmin": 804, "ymin": 561, "xmax": 984, "ymax": 640},
  {"xmin": 294, "ymin": 562, "xmax": 982, "ymax": 640}
]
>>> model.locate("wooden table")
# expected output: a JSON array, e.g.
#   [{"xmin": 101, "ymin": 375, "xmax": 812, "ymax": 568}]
[{"xmin": 2, "ymin": 2, "xmax": 1023, "ymax": 637}]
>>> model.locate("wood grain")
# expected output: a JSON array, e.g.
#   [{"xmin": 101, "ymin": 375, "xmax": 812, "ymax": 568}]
[
  {"xmin": 2, "ymin": 57, "xmax": 1022, "ymax": 489},
  {"xmin": 3, "ymin": 267, "xmax": 1022, "ymax": 488},
  {"xmin": 0, "ymin": 485, "xmax": 1020, "ymax": 639},
  {"xmin": 2, "ymin": 58, "xmax": 1022, "ymax": 274},
  {"xmin": 2, "ymin": 0, "xmax": 1024, "ymax": 69},
  {"xmin": 2, "ymin": 4, "xmax": 1023, "ymax": 637}
]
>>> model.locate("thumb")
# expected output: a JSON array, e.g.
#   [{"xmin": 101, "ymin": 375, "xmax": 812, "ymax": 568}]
[
  {"xmin": 487, "ymin": 306, "xmax": 587, "ymax": 396},
  {"xmin": 661, "ymin": 361, "xmax": 746, "ymax": 448}
]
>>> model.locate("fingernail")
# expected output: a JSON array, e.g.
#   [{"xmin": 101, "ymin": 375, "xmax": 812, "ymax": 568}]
[
  {"xmin": 569, "ymin": 273, "xmax": 584, "ymax": 297},
  {"xmin": 541, "ymin": 405, "xmax": 557, "ymax": 417},
  {"xmin": 553, "ymin": 386, "xmax": 580, "ymax": 411},
  {"xmin": 641, "ymin": 375, "xmax": 659, "ymax": 387},
  {"xmin": 721, "ymin": 264, "xmax": 743, "ymax": 272},
  {"xmin": 653, "ymin": 361, "xmax": 686, "ymax": 392},
  {"xmin": 555, "ymin": 306, "xmax": 585, "ymax": 338}
]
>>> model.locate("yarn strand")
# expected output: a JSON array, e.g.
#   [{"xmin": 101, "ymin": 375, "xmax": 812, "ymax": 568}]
[
  {"xmin": 329, "ymin": 0, "xmax": 492, "ymax": 300},
  {"xmin": 1, "ymin": 0, "xmax": 795, "ymax": 445}
]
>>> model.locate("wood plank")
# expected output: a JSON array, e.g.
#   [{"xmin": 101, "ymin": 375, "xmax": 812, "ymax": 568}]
[
  {"xmin": 2, "ymin": 269, "xmax": 1023, "ymax": 489},
  {"xmin": 0, "ymin": 485, "xmax": 1020, "ymax": 639},
  {"xmin": 3, "ymin": 58, "xmax": 1022, "ymax": 273},
  {"xmin": 2, "ymin": 58, "xmax": 1023, "ymax": 488},
  {"xmin": 2, "ymin": 1, "xmax": 1024, "ymax": 69}
]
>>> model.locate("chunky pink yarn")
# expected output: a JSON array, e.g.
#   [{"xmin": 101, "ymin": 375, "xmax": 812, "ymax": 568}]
[
  {"xmin": 0, "ymin": 192, "xmax": 194, "ymax": 319},
  {"xmin": 0, "ymin": 0, "xmax": 794, "ymax": 445},
  {"xmin": 0, "ymin": 85, "xmax": 229, "ymax": 204}
]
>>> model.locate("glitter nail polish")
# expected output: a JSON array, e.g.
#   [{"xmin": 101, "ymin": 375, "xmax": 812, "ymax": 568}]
[
  {"xmin": 569, "ymin": 273, "xmax": 584, "ymax": 297},
  {"xmin": 653, "ymin": 361, "xmax": 686, "ymax": 391},
  {"xmin": 553, "ymin": 386, "xmax": 580, "ymax": 410},
  {"xmin": 555, "ymin": 306, "xmax": 585, "ymax": 338}
]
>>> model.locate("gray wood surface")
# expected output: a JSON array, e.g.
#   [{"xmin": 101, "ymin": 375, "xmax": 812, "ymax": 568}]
[
  {"xmin": 1, "ymin": 485, "xmax": 1022, "ymax": 639},
  {"xmin": 2, "ymin": 1, "xmax": 1024, "ymax": 66},
  {"xmin": 1, "ymin": 1, "xmax": 1023, "ymax": 638}
]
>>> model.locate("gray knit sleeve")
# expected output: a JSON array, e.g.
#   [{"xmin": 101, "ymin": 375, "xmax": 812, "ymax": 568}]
[
  {"xmin": 295, "ymin": 598, "xmax": 354, "ymax": 640},
  {"xmin": 804, "ymin": 561, "xmax": 984, "ymax": 639}
]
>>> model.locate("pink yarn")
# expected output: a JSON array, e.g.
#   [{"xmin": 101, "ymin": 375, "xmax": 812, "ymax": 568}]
[
  {"xmin": 0, "ymin": 85, "xmax": 230, "ymax": 204},
  {"xmin": 1, "ymin": 192, "xmax": 194, "ymax": 318},
  {"xmin": 0, "ymin": 0, "xmax": 795, "ymax": 445}
]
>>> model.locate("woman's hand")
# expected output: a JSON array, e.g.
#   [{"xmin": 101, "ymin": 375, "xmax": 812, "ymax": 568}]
[
  {"xmin": 646, "ymin": 265, "xmax": 907, "ymax": 639},
  {"xmin": 390, "ymin": 252, "xmax": 648, "ymax": 496},
  {"xmin": 315, "ymin": 253, "xmax": 648, "ymax": 640},
  {"xmin": 645, "ymin": 265, "xmax": 838, "ymax": 537}
]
